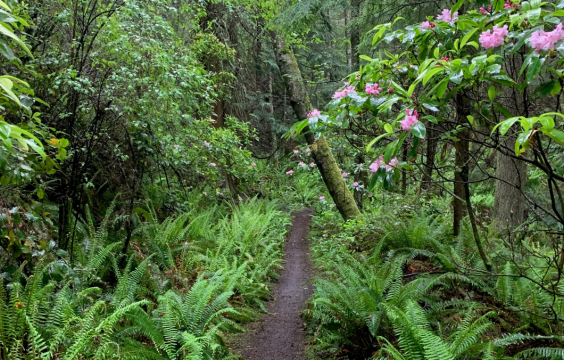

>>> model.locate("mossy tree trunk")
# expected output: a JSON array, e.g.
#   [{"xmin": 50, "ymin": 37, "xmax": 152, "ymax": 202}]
[{"xmin": 272, "ymin": 31, "xmax": 361, "ymax": 220}]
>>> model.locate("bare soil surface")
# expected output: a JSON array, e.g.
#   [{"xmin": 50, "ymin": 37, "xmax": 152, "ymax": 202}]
[{"xmin": 241, "ymin": 208, "xmax": 314, "ymax": 360}]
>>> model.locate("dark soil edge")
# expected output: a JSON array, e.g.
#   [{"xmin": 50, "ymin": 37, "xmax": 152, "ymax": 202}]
[{"xmin": 234, "ymin": 208, "xmax": 314, "ymax": 360}]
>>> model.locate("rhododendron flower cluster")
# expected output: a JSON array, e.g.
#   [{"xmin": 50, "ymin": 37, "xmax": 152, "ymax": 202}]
[
  {"xmin": 435, "ymin": 57, "xmax": 449, "ymax": 66},
  {"xmin": 365, "ymin": 83, "xmax": 382, "ymax": 95},
  {"xmin": 504, "ymin": 1, "xmax": 520, "ymax": 9},
  {"xmin": 319, "ymin": 196, "xmax": 325, "ymax": 200},
  {"xmin": 479, "ymin": 24, "xmax": 508, "ymax": 49},
  {"xmin": 387, "ymin": 87, "xmax": 394, "ymax": 94},
  {"xmin": 293, "ymin": 149, "xmax": 299, "ymax": 154},
  {"xmin": 342, "ymin": 172, "xmax": 348, "ymax": 178},
  {"xmin": 479, "ymin": 6, "xmax": 492, "ymax": 14},
  {"xmin": 353, "ymin": 182, "xmax": 359, "ymax": 187},
  {"xmin": 369, "ymin": 155, "xmax": 399, "ymax": 172},
  {"xmin": 286, "ymin": 170, "xmax": 294, "ymax": 175},
  {"xmin": 310, "ymin": 162, "xmax": 315, "ymax": 168},
  {"xmin": 209, "ymin": 162, "xmax": 216, "ymax": 167},
  {"xmin": 332, "ymin": 85, "xmax": 356, "ymax": 99},
  {"xmin": 436, "ymin": 9, "xmax": 458, "ymax": 22},
  {"xmin": 299, "ymin": 161, "xmax": 306, "ymax": 167},
  {"xmin": 528, "ymin": 24, "xmax": 564, "ymax": 52},
  {"xmin": 307, "ymin": 108, "xmax": 321, "ymax": 118},
  {"xmin": 422, "ymin": 21, "xmax": 436, "ymax": 28},
  {"xmin": 251, "ymin": 162, "xmax": 256, "ymax": 167},
  {"xmin": 399, "ymin": 109, "xmax": 419, "ymax": 130}
]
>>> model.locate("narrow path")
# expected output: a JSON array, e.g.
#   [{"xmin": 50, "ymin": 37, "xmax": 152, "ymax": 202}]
[{"xmin": 242, "ymin": 208, "xmax": 314, "ymax": 360}]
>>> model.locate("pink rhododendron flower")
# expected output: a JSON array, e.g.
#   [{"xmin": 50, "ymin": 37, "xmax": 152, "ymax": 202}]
[
  {"xmin": 504, "ymin": 1, "xmax": 520, "ymax": 8},
  {"xmin": 174, "ymin": 144, "xmax": 179, "ymax": 149},
  {"xmin": 369, "ymin": 155, "xmax": 384, "ymax": 172},
  {"xmin": 332, "ymin": 85, "xmax": 356, "ymax": 99},
  {"xmin": 209, "ymin": 162, "xmax": 216, "ymax": 167},
  {"xmin": 435, "ymin": 57, "xmax": 450, "ymax": 66},
  {"xmin": 319, "ymin": 196, "xmax": 325, "ymax": 200},
  {"xmin": 299, "ymin": 161, "xmax": 306, "ymax": 167},
  {"xmin": 294, "ymin": 149, "xmax": 299, "ymax": 154},
  {"xmin": 343, "ymin": 172, "xmax": 348, "ymax": 178},
  {"xmin": 365, "ymin": 83, "xmax": 383, "ymax": 95},
  {"xmin": 386, "ymin": 157, "xmax": 399, "ymax": 172},
  {"xmin": 203, "ymin": 141, "xmax": 210, "ymax": 147},
  {"xmin": 399, "ymin": 109, "xmax": 419, "ymax": 130},
  {"xmin": 286, "ymin": 170, "xmax": 294, "ymax": 175},
  {"xmin": 479, "ymin": 7, "xmax": 487, "ymax": 14},
  {"xmin": 388, "ymin": 87, "xmax": 394, "ymax": 94},
  {"xmin": 310, "ymin": 162, "xmax": 315, "ymax": 167},
  {"xmin": 479, "ymin": 24, "xmax": 508, "ymax": 49},
  {"xmin": 251, "ymin": 162, "xmax": 256, "ymax": 167},
  {"xmin": 422, "ymin": 21, "xmax": 436, "ymax": 28},
  {"xmin": 529, "ymin": 24, "xmax": 564, "ymax": 52},
  {"xmin": 353, "ymin": 182, "xmax": 359, "ymax": 187},
  {"xmin": 437, "ymin": 9, "xmax": 458, "ymax": 22},
  {"xmin": 307, "ymin": 108, "xmax": 321, "ymax": 118},
  {"xmin": 306, "ymin": 147, "xmax": 311, "ymax": 152}
]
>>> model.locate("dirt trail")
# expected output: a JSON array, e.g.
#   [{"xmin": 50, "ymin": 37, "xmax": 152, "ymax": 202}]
[{"xmin": 242, "ymin": 208, "xmax": 314, "ymax": 360}]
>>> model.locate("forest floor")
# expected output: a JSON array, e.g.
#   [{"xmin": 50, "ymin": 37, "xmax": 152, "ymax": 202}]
[{"xmin": 236, "ymin": 208, "xmax": 314, "ymax": 360}]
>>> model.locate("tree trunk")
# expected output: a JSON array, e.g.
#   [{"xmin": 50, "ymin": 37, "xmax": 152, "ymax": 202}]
[
  {"xmin": 422, "ymin": 125, "xmax": 437, "ymax": 191},
  {"xmin": 272, "ymin": 31, "xmax": 361, "ymax": 220},
  {"xmin": 453, "ymin": 94, "xmax": 469, "ymax": 237},
  {"xmin": 350, "ymin": 0, "xmax": 362, "ymax": 71},
  {"xmin": 353, "ymin": 153, "xmax": 364, "ymax": 210},
  {"xmin": 493, "ymin": 139, "xmax": 528, "ymax": 230}
]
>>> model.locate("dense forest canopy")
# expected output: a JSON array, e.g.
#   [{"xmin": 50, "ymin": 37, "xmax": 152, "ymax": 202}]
[{"xmin": 1, "ymin": 0, "xmax": 564, "ymax": 358}]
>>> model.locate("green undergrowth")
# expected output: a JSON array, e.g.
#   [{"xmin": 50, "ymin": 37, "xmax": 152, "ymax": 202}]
[
  {"xmin": 0, "ymin": 197, "xmax": 290, "ymax": 359},
  {"xmin": 303, "ymin": 193, "xmax": 564, "ymax": 360}
]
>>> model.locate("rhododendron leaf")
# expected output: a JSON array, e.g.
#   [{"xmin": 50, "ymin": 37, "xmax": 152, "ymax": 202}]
[
  {"xmin": 391, "ymin": 81, "xmax": 408, "ymax": 96},
  {"xmin": 493, "ymin": 0, "xmax": 505, "ymax": 11},
  {"xmin": 548, "ymin": 129, "xmax": 564, "ymax": 144},
  {"xmin": 488, "ymin": 86, "xmax": 496, "ymax": 101},
  {"xmin": 551, "ymin": 80, "xmax": 562, "ymax": 95},
  {"xmin": 384, "ymin": 124, "xmax": 393, "ymax": 133},
  {"xmin": 366, "ymin": 133, "xmax": 391, "ymax": 152},
  {"xmin": 451, "ymin": 0, "xmax": 465, "ymax": 14},
  {"xmin": 422, "ymin": 67, "xmax": 444, "ymax": 86},
  {"xmin": 422, "ymin": 115, "xmax": 438, "ymax": 124},
  {"xmin": 372, "ymin": 24, "xmax": 389, "ymax": 45},
  {"xmin": 492, "ymin": 117, "xmax": 520, "ymax": 135},
  {"xmin": 410, "ymin": 122, "xmax": 426, "ymax": 139},
  {"xmin": 461, "ymin": 28, "xmax": 479, "ymax": 49},
  {"xmin": 384, "ymin": 140, "xmax": 397, "ymax": 163},
  {"xmin": 486, "ymin": 64, "xmax": 501, "ymax": 74},
  {"xmin": 433, "ymin": 47, "xmax": 440, "ymax": 59},
  {"xmin": 526, "ymin": 8, "xmax": 542, "ymax": 25},
  {"xmin": 359, "ymin": 55, "xmax": 372, "ymax": 62},
  {"xmin": 539, "ymin": 116, "xmax": 554, "ymax": 132},
  {"xmin": 422, "ymin": 102, "xmax": 439, "ymax": 112},
  {"xmin": 409, "ymin": 137, "xmax": 420, "ymax": 159},
  {"xmin": 496, "ymin": 104, "xmax": 513, "ymax": 119},
  {"xmin": 471, "ymin": 55, "xmax": 487, "ymax": 68},
  {"xmin": 378, "ymin": 96, "xmax": 400, "ymax": 111},
  {"xmin": 552, "ymin": 10, "xmax": 564, "ymax": 16},
  {"xmin": 526, "ymin": 56, "xmax": 544, "ymax": 83}
]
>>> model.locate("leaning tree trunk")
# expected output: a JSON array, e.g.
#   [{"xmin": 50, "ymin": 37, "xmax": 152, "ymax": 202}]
[
  {"xmin": 493, "ymin": 138, "xmax": 528, "ymax": 231},
  {"xmin": 272, "ymin": 31, "xmax": 361, "ymax": 220}
]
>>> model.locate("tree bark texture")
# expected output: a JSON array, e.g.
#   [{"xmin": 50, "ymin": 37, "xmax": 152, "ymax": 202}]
[
  {"xmin": 422, "ymin": 125, "xmax": 437, "ymax": 191},
  {"xmin": 272, "ymin": 31, "xmax": 361, "ymax": 220},
  {"xmin": 453, "ymin": 94, "xmax": 469, "ymax": 237},
  {"xmin": 493, "ymin": 138, "xmax": 528, "ymax": 230}
]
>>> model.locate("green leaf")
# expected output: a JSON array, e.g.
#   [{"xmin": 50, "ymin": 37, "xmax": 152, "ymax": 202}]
[
  {"xmin": 37, "ymin": 188, "xmax": 44, "ymax": 199},
  {"xmin": 422, "ymin": 67, "xmax": 444, "ymax": 86},
  {"xmin": 526, "ymin": 55, "xmax": 544, "ymax": 82},
  {"xmin": 366, "ymin": 133, "xmax": 392, "ymax": 151},
  {"xmin": 359, "ymin": 55, "xmax": 372, "ymax": 61},
  {"xmin": 384, "ymin": 140, "xmax": 397, "ymax": 163},
  {"xmin": 548, "ymin": 129, "xmax": 564, "ymax": 144},
  {"xmin": 461, "ymin": 28, "xmax": 479, "ymax": 49},
  {"xmin": 0, "ymin": 23, "xmax": 31, "ymax": 57},
  {"xmin": 0, "ymin": 176, "xmax": 9, "ymax": 186},
  {"xmin": 452, "ymin": 0, "xmax": 465, "ymax": 13},
  {"xmin": 410, "ymin": 122, "xmax": 426, "ymax": 139},
  {"xmin": 488, "ymin": 86, "xmax": 496, "ymax": 101},
  {"xmin": 0, "ymin": 39, "xmax": 13, "ymax": 61},
  {"xmin": 526, "ymin": 8, "xmax": 541, "ymax": 25},
  {"xmin": 467, "ymin": 115, "xmax": 474, "ymax": 124},
  {"xmin": 492, "ymin": 117, "xmax": 521, "ymax": 135},
  {"xmin": 0, "ymin": 77, "xmax": 19, "ymax": 105},
  {"xmin": 539, "ymin": 116, "xmax": 554, "ymax": 132},
  {"xmin": 384, "ymin": 123, "xmax": 393, "ymax": 133}
]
